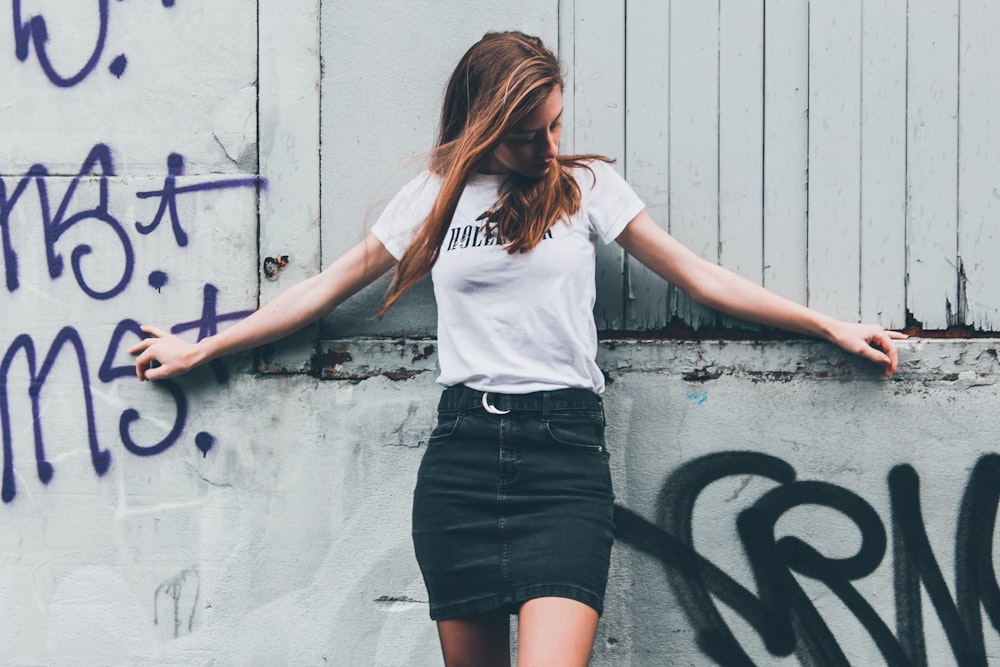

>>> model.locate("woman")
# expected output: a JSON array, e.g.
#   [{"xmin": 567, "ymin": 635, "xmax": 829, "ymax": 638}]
[{"xmin": 131, "ymin": 31, "xmax": 904, "ymax": 667}]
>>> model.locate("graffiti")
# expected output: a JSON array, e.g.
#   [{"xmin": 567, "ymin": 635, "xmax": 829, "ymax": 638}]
[
  {"xmin": 614, "ymin": 451, "xmax": 1000, "ymax": 666},
  {"xmin": 12, "ymin": 0, "xmax": 176, "ymax": 86},
  {"xmin": 154, "ymin": 567, "xmax": 200, "ymax": 638},
  {"xmin": 0, "ymin": 143, "xmax": 264, "ymax": 300},
  {"xmin": 2, "ymin": 304, "xmax": 252, "ymax": 503},
  {"xmin": 136, "ymin": 153, "xmax": 261, "ymax": 248},
  {"xmin": 0, "ymin": 144, "xmax": 259, "ymax": 503}
]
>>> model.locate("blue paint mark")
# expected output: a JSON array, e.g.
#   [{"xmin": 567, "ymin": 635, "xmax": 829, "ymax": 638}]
[
  {"xmin": 109, "ymin": 54, "xmax": 127, "ymax": 78},
  {"xmin": 162, "ymin": 0, "xmax": 176, "ymax": 6},
  {"xmin": 195, "ymin": 432, "xmax": 214, "ymax": 457},
  {"xmin": 148, "ymin": 270, "xmax": 168, "ymax": 292},
  {"xmin": 686, "ymin": 392, "xmax": 708, "ymax": 406}
]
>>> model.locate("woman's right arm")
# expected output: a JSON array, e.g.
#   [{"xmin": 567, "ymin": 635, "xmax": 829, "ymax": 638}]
[{"xmin": 130, "ymin": 233, "xmax": 397, "ymax": 381}]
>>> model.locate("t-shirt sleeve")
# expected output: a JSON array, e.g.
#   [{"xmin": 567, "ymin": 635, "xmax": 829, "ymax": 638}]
[
  {"xmin": 581, "ymin": 160, "xmax": 646, "ymax": 244},
  {"xmin": 370, "ymin": 171, "xmax": 437, "ymax": 260}
]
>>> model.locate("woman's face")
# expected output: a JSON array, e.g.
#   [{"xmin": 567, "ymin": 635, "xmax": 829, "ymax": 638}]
[{"xmin": 480, "ymin": 87, "xmax": 563, "ymax": 178}]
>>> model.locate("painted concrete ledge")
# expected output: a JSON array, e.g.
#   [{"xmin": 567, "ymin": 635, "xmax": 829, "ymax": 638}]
[{"xmin": 309, "ymin": 338, "xmax": 999, "ymax": 385}]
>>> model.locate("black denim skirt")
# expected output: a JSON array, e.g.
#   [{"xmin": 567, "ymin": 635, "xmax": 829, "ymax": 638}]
[{"xmin": 412, "ymin": 384, "xmax": 615, "ymax": 621}]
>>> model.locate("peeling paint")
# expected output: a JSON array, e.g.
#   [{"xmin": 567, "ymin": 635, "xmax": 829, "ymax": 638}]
[
  {"xmin": 683, "ymin": 368, "xmax": 722, "ymax": 382},
  {"xmin": 262, "ymin": 255, "xmax": 290, "ymax": 280},
  {"xmin": 373, "ymin": 595, "xmax": 426, "ymax": 612}
]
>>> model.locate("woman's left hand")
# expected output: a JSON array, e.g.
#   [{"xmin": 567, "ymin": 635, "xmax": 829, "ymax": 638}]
[{"xmin": 828, "ymin": 322, "xmax": 908, "ymax": 378}]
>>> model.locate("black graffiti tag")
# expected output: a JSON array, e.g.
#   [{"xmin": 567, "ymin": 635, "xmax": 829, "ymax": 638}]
[{"xmin": 614, "ymin": 451, "xmax": 1000, "ymax": 666}]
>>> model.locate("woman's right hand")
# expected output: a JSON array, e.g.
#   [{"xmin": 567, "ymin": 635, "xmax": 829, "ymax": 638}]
[{"xmin": 129, "ymin": 325, "xmax": 206, "ymax": 381}]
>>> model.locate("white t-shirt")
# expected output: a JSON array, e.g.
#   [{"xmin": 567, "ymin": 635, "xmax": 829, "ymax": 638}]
[{"xmin": 371, "ymin": 160, "xmax": 645, "ymax": 394}]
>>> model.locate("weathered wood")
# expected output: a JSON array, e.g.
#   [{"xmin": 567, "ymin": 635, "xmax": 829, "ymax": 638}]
[
  {"xmin": 573, "ymin": 0, "xmax": 627, "ymax": 329},
  {"xmin": 623, "ymin": 0, "xmax": 670, "ymax": 330},
  {"xmin": 258, "ymin": 0, "xmax": 322, "ymax": 371},
  {"xmin": 667, "ymin": 0, "xmax": 720, "ymax": 328},
  {"xmin": 958, "ymin": 1, "xmax": 1000, "ymax": 330},
  {"xmin": 860, "ymin": 0, "xmax": 907, "ymax": 328},
  {"xmin": 719, "ymin": 0, "xmax": 764, "ymax": 287},
  {"xmin": 762, "ymin": 0, "xmax": 809, "ymax": 306},
  {"xmin": 808, "ymin": 0, "xmax": 863, "ymax": 322},
  {"xmin": 906, "ymin": 1, "xmax": 960, "ymax": 329}
]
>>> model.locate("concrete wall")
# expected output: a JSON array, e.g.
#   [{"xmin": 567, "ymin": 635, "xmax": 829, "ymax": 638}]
[{"xmin": 2, "ymin": 2, "xmax": 999, "ymax": 666}]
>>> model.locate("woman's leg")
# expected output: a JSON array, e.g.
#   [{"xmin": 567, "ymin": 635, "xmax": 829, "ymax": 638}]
[
  {"xmin": 436, "ymin": 610, "xmax": 511, "ymax": 667},
  {"xmin": 515, "ymin": 597, "xmax": 599, "ymax": 667}
]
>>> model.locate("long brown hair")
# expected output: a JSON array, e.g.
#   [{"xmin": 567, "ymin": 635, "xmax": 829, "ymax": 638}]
[{"xmin": 379, "ymin": 31, "xmax": 610, "ymax": 316}]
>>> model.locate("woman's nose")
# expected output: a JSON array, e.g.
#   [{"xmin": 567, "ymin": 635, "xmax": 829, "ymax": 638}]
[{"xmin": 542, "ymin": 132, "xmax": 558, "ymax": 157}]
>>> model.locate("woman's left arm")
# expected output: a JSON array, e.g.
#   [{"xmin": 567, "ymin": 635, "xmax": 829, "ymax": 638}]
[{"xmin": 615, "ymin": 210, "xmax": 907, "ymax": 377}]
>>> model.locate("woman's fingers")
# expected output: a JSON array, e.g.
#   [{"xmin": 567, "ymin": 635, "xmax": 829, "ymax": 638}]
[
  {"xmin": 131, "ymin": 325, "xmax": 182, "ymax": 381},
  {"xmin": 140, "ymin": 324, "xmax": 170, "ymax": 338},
  {"xmin": 866, "ymin": 328, "xmax": 907, "ymax": 378},
  {"xmin": 127, "ymin": 325, "xmax": 170, "ymax": 355}
]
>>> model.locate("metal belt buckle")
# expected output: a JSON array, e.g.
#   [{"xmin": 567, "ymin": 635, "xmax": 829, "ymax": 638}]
[{"xmin": 481, "ymin": 392, "xmax": 511, "ymax": 415}]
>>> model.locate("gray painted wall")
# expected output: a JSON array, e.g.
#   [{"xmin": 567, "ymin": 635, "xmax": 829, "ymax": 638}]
[{"xmin": 2, "ymin": 1, "xmax": 999, "ymax": 665}]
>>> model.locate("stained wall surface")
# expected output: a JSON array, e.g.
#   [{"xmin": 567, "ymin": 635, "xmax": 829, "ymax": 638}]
[{"xmin": 2, "ymin": 2, "xmax": 999, "ymax": 666}]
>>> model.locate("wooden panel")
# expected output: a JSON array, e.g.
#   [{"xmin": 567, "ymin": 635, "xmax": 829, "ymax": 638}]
[
  {"xmin": 258, "ymin": 0, "xmax": 322, "ymax": 371},
  {"xmin": 718, "ymin": 0, "xmax": 764, "ymax": 286},
  {"xmin": 623, "ymin": 0, "xmax": 670, "ymax": 330},
  {"xmin": 958, "ymin": 1, "xmax": 1000, "ymax": 329},
  {"xmin": 317, "ymin": 1, "xmax": 558, "ymax": 338},
  {"xmin": 860, "ymin": 0, "xmax": 907, "ymax": 328},
  {"xmin": 906, "ymin": 1, "xmax": 959, "ymax": 329},
  {"xmin": 807, "ymin": 0, "xmax": 862, "ymax": 321},
  {"xmin": 572, "ymin": 0, "xmax": 627, "ymax": 329},
  {"xmin": 762, "ymin": 0, "xmax": 809, "ymax": 305},
  {"xmin": 667, "ymin": 0, "xmax": 720, "ymax": 328}
]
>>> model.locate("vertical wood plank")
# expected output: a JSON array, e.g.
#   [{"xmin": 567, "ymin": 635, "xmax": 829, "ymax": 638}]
[
  {"xmin": 573, "ymin": 0, "xmax": 627, "ymax": 329},
  {"xmin": 906, "ymin": 0, "xmax": 959, "ymax": 329},
  {"xmin": 860, "ymin": 0, "xmax": 908, "ymax": 328},
  {"xmin": 258, "ymin": 0, "xmax": 321, "ymax": 370},
  {"xmin": 668, "ymin": 0, "xmax": 720, "ymax": 328},
  {"xmin": 808, "ymin": 0, "xmax": 862, "ymax": 321},
  {"xmin": 624, "ymin": 0, "xmax": 670, "ymax": 330},
  {"xmin": 958, "ymin": 1, "xmax": 1000, "ymax": 329},
  {"xmin": 763, "ymin": 0, "xmax": 809, "ymax": 305},
  {"xmin": 558, "ymin": 0, "xmax": 577, "ymax": 154},
  {"xmin": 719, "ymin": 0, "xmax": 764, "ymax": 287}
]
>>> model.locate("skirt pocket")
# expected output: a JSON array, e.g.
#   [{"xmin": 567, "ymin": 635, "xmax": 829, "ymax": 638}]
[{"xmin": 542, "ymin": 409, "xmax": 606, "ymax": 453}]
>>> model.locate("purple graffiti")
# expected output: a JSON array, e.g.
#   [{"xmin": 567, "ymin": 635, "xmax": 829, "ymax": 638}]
[
  {"xmin": 109, "ymin": 54, "xmax": 128, "ymax": 78},
  {"xmin": 0, "ymin": 327, "xmax": 111, "ymax": 502},
  {"xmin": 195, "ymin": 432, "xmax": 214, "ymax": 457},
  {"xmin": 148, "ymin": 270, "xmax": 169, "ymax": 292},
  {"xmin": 0, "ymin": 143, "xmax": 134, "ymax": 300},
  {"xmin": 99, "ymin": 319, "xmax": 189, "ymax": 458},
  {"xmin": 1, "ymin": 282, "xmax": 250, "ymax": 503},
  {"xmin": 171, "ymin": 283, "xmax": 254, "ymax": 383},
  {"xmin": 1, "ymin": 144, "xmax": 262, "ymax": 302},
  {"xmin": 135, "ymin": 153, "xmax": 265, "ymax": 248},
  {"xmin": 1, "ymin": 139, "xmax": 261, "ymax": 502},
  {"xmin": 12, "ymin": 0, "xmax": 174, "ymax": 86}
]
